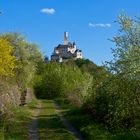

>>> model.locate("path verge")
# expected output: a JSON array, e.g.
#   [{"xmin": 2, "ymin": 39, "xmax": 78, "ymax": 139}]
[{"xmin": 54, "ymin": 102, "xmax": 84, "ymax": 140}]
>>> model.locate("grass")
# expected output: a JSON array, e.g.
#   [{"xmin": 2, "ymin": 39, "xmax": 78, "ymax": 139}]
[
  {"xmin": 0, "ymin": 99, "xmax": 37, "ymax": 140},
  {"xmin": 0, "ymin": 99, "xmax": 76, "ymax": 140},
  {"xmin": 38, "ymin": 100, "xmax": 76, "ymax": 140},
  {"xmin": 1, "ymin": 98, "xmax": 139, "ymax": 140},
  {"xmin": 55, "ymin": 98, "xmax": 140, "ymax": 140}
]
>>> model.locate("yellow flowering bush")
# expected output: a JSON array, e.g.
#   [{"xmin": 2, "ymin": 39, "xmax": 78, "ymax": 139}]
[{"xmin": 0, "ymin": 38, "xmax": 16, "ymax": 77}]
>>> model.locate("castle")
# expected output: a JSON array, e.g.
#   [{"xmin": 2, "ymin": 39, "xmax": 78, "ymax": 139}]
[{"xmin": 51, "ymin": 32, "xmax": 83, "ymax": 62}]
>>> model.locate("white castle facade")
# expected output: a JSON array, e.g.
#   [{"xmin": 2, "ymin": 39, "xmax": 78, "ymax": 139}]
[{"xmin": 51, "ymin": 32, "xmax": 83, "ymax": 62}]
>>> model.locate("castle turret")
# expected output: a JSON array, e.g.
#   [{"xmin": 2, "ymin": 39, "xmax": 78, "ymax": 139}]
[
  {"xmin": 73, "ymin": 42, "xmax": 76, "ymax": 50},
  {"xmin": 64, "ymin": 32, "xmax": 68, "ymax": 45}
]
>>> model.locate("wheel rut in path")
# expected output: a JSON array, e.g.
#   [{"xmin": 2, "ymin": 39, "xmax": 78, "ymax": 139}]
[
  {"xmin": 28, "ymin": 102, "xmax": 42, "ymax": 140},
  {"xmin": 54, "ymin": 102, "xmax": 85, "ymax": 140}
]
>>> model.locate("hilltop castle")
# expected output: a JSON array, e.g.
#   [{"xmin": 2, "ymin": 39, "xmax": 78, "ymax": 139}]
[{"xmin": 51, "ymin": 32, "xmax": 83, "ymax": 62}]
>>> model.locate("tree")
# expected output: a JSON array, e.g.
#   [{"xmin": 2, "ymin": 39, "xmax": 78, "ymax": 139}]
[
  {"xmin": 95, "ymin": 13, "xmax": 140, "ymax": 129},
  {"xmin": 106, "ymin": 13, "xmax": 140, "ymax": 80},
  {"xmin": 106, "ymin": 12, "xmax": 140, "ymax": 111},
  {"xmin": 34, "ymin": 61, "xmax": 93, "ymax": 106},
  {"xmin": 0, "ymin": 33, "xmax": 43, "ymax": 105},
  {"xmin": 0, "ymin": 38, "xmax": 16, "ymax": 77}
]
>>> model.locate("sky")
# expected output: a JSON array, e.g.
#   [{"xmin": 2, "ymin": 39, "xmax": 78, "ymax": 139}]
[{"xmin": 0, "ymin": 0, "xmax": 140, "ymax": 65}]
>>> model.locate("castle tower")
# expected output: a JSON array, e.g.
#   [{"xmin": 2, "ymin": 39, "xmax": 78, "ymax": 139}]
[
  {"xmin": 73, "ymin": 42, "xmax": 76, "ymax": 50},
  {"xmin": 64, "ymin": 32, "xmax": 68, "ymax": 45}
]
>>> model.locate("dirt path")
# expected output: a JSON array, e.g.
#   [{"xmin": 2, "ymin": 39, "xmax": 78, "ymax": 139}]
[
  {"xmin": 28, "ymin": 100, "xmax": 84, "ymax": 140},
  {"xmin": 28, "ymin": 102, "xmax": 42, "ymax": 140},
  {"xmin": 54, "ymin": 102, "xmax": 84, "ymax": 140}
]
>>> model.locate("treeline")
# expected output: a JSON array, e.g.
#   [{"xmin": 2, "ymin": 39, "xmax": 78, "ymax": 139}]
[
  {"xmin": 0, "ymin": 33, "xmax": 43, "ymax": 137},
  {"xmin": 34, "ymin": 61, "xmax": 93, "ymax": 105},
  {"xmin": 34, "ymin": 13, "xmax": 140, "ymax": 134}
]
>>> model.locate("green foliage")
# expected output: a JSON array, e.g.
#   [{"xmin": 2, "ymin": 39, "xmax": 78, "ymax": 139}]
[
  {"xmin": 106, "ymin": 13, "xmax": 140, "ymax": 78},
  {"xmin": 56, "ymin": 98, "xmax": 140, "ymax": 140},
  {"xmin": 105, "ymin": 13, "xmax": 140, "ymax": 130},
  {"xmin": 85, "ymin": 13, "xmax": 140, "ymax": 132},
  {"xmin": 0, "ymin": 104, "xmax": 31, "ymax": 140},
  {"xmin": 75, "ymin": 59, "xmax": 108, "ymax": 93},
  {"xmin": 0, "ymin": 32, "xmax": 43, "ymax": 138},
  {"xmin": 34, "ymin": 62, "xmax": 93, "ymax": 106},
  {"xmin": 1, "ymin": 33, "xmax": 43, "ymax": 89},
  {"xmin": 75, "ymin": 59, "xmax": 109, "ymax": 115},
  {"xmin": 0, "ymin": 33, "xmax": 43, "ymax": 92},
  {"xmin": 95, "ymin": 75, "xmax": 140, "ymax": 129}
]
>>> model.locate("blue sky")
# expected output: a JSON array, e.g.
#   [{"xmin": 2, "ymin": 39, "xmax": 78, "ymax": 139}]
[{"xmin": 0, "ymin": 0, "xmax": 140, "ymax": 65}]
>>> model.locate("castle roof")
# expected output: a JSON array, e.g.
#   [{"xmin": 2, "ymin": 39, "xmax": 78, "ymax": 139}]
[
  {"xmin": 75, "ymin": 49, "xmax": 82, "ymax": 52},
  {"xmin": 55, "ymin": 42, "xmax": 75, "ymax": 49}
]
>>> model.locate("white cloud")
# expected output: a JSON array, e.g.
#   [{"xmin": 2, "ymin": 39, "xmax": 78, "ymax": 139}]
[
  {"xmin": 89, "ymin": 22, "xmax": 111, "ymax": 28},
  {"xmin": 41, "ymin": 8, "xmax": 55, "ymax": 15}
]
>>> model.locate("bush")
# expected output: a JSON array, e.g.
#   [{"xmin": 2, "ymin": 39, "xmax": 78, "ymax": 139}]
[
  {"xmin": 89, "ymin": 75, "xmax": 140, "ymax": 131},
  {"xmin": 34, "ymin": 62, "xmax": 93, "ymax": 106}
]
